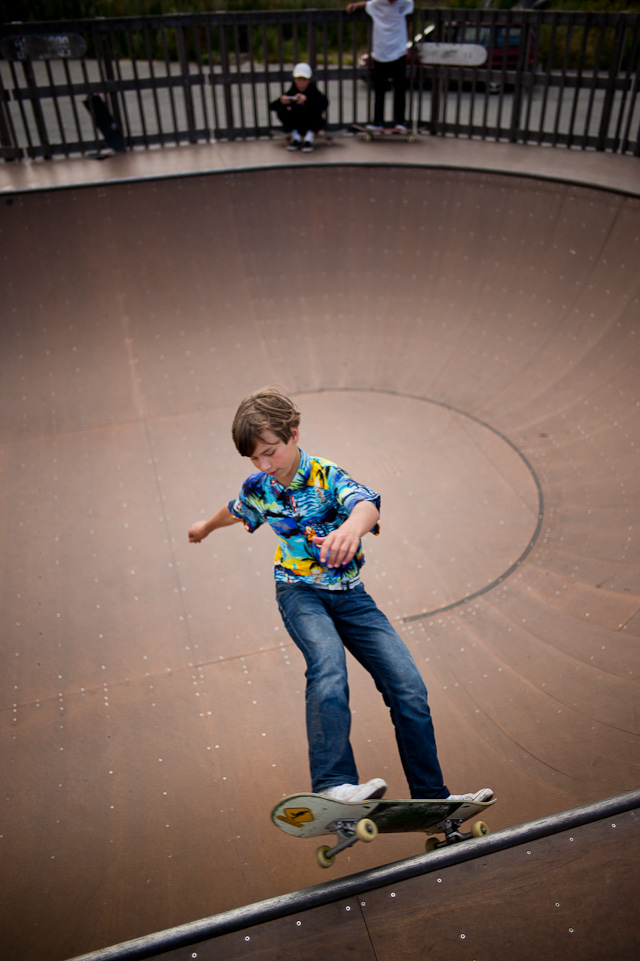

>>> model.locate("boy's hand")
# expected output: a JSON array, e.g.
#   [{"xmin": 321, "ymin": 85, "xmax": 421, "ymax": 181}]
[
  {"xmin": 188, "ymin": 520, "xmax": 210, "ymax": 543},
  {"xmin": 311, "ymin": 500, "xmax": 380, "ymax": 568},
  {"xmin": 311, "ymin": 528, "xmax": 360, "ymax": 569}
]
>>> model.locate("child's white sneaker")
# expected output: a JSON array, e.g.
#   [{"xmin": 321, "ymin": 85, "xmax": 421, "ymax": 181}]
[
  {"xmin": 447, "ymin": 788, "xmax": 493, "ymax": 803},
  {"xmin": 322, "ymin": 778, "xmax": 387, "ymax": 802}
]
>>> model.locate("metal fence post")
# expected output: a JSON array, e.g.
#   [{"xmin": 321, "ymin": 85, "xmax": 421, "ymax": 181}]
[
  {"xmin": 598, "ymin": 14, "xmax": 625, "ymax": 153},
  {"xmin": 0, "ymin": 70, "xmax": 21, "ymax": 159},
  {"xmin": 21, "ymin": 57, "xmax": 51, "ymax": 157},
  {"xmin": 176, "ymin": 21, "xmax": 197, "ymax": 143}
]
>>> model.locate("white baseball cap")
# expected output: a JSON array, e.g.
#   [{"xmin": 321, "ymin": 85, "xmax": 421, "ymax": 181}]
[{"xmin": 293, "ymin": 62, "xmax": 312, "ymax": 79}]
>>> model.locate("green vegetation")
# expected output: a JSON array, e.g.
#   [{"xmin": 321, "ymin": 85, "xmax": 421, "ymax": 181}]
[
  {"xmin": 2, "ymin": 2, "xmax": 637, "ymax": 72},
  {"xmin": 3, "ymin": 1, "xmax": 639, "ymax": 25},
  {"xmin": 5, "ymin": 0, "xmax": 331, "ymax": 22}
]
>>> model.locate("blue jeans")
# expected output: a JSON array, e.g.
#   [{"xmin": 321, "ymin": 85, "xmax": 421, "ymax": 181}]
[{"xmin": 276, "ymin": 582, "xmax": 448, "ymax": 799}]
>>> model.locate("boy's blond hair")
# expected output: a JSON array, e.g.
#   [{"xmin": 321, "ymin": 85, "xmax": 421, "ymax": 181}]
[{"xmin": 232, "ymin": 387, "xmax": 300, "ymax": 457}]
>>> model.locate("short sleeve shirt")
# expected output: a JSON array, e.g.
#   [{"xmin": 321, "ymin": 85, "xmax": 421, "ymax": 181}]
[
  {"xmin": 365, "ymin": 0, "xmax": 414, "ymax": 63},
  {"xmin": 228, "ymin": 449, "xmax": 380, "ymax": 589}
]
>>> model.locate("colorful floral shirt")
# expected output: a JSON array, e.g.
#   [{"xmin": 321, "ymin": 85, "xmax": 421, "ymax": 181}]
[{"xmin": 228, "ymin": 448, "xmax": 380, "ymax": 589}]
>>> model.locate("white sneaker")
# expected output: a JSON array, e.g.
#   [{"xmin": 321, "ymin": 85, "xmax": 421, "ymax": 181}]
[
  {"xmin": 365, "ymin": 123, "xmax": 383, "ymax": 133},
  {"xmin": 447, "ymin": 788, "xmax": 493, "ymax": 803},
  {"xmin": 302, "ymin": 132, "xmax": 315, "ymax": 152},
  {"xmin": 322, "ymin": 778, "xmax": 387, "ymax": 802}
]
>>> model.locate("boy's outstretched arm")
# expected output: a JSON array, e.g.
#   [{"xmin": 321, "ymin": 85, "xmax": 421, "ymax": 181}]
[
  {"xmin": 311, "ymin": 500, "xmax": 380, "ymax": 569},
  {"xmin": 188, "ymin": 505, "xmax": 242, "ymax": 543}
]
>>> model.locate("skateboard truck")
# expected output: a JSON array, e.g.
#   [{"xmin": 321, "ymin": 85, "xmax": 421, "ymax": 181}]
[
  {"xmin": 316, "ymin": 817, "xmax": 378, "ymax": 868},
  {"xmin": 425, "ymin": 815, "xmax": 490, "ymax": 852},
  {"xmin": 317, "ymin": 813, "xmax": 489, "ymax": 865}
]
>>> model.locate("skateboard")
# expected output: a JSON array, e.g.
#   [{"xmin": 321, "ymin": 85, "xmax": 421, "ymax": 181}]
[
  {"xmin": 416, "ymin": 42, "xmax": 488, "ymax": 68},
  {"xmin": 272, "ymin": 793, "xmax": 496, "ymax": 868},
  {"xmin": 0, "ymin": 33, "xmax": 86, "ymax": 61},
  {"xmin": 350, "ymin": 123, "xmax": 416, "ymax": 143}
]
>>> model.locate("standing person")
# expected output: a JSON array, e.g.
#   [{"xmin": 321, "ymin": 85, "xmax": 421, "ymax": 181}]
[
  {"xmin": 347, "ymin": 0, "xmax": 413, "ymax": 133},
  {"xmin": 189, "ymin": 387, "xmax": 492, "ymax": 805},
  {"xmin": 269, "ymin": 62, "xmax": 329, "ymax": 152}
]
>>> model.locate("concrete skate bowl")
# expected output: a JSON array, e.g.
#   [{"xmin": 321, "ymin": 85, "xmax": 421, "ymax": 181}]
[{"xmin": 1, "ymin": 164, "xmax": 638, "ymax": 961}]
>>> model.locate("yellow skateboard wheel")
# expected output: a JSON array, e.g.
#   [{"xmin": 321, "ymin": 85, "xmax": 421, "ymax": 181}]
[
  {"xmin": 472, "ymin": 820, "xmax": 489, "ymax": 838},
  {"xmin": 316, "ymin": 845, "xmax": 335, "ymax": 869},
  {"xmin": 356, "ymin": 817, "xmax": 378, "ymax": 842}
]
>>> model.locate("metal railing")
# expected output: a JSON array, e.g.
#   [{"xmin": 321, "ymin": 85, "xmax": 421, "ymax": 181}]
[
  {"xmin": 69, "ymin": 789, "xmax": 640, "ymax": 960},
  {"xmin": 1, "ymin": 7, "xmax": 638, "ymax": 161}
]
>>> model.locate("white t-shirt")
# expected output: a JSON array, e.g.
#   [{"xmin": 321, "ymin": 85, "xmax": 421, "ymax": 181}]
[{"xmin": 365, "ymin": 0, "xmax": 414, "ymax": 63}]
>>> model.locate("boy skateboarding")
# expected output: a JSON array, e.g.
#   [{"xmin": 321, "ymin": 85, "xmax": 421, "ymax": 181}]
[{"xmin": 189, "ymin": 387, "xmax": 492, "ymax": 806}]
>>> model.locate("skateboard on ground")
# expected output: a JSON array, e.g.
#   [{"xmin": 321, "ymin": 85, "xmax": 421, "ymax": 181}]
[
  {"xmin": 350, "ymin": 123, "xmax": 416, "ymax": 143},
  {"xmin": 271, "ymin": 793, "xmax": 496, "ymax": 868}
]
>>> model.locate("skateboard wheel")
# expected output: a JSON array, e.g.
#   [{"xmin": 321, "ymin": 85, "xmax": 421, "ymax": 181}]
[
  {"xmin": 472, "ymin": 820, "xmax": 489, "ymax": 838},
  {"xmin": 316, "ymin": 845, "xmax": 335, "ymax": 869},
  {"xmin": 425, "ymin": 837, "xmax": 439, "ymax": 853},
  {"xmin": 355, "ymin": 818, "xmax": 378, "ymax": 842}
]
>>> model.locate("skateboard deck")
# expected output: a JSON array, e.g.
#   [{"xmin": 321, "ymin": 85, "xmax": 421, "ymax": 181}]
[
  {"xmin": 272, "ymin": 793, "xmax": 496, "ymax": 868},
  {"xmin": 416, "ymin": 42, "xmax": 488, "ymax": 68},
  {"xmin": 1, "ymin": 33, "xmax": 86, "ymax": 61},
  {"xmin": 350, "ymin": 123, "xmax": 416, "ymax": 143}
]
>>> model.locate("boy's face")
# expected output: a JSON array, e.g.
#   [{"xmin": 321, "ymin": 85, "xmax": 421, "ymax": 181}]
[
  {"xmin": 249, "ymin": 428, "xmax": 300, "ymax": 487},
  {"xmin": 293, "ymin": 77, "xmax": 310, "ymax": 93}
]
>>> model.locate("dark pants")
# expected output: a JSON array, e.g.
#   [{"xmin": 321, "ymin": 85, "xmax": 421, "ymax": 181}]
[
  {"xmin": 372, "ymin": 55, "xmax": 407, "ymax": 127},
  {"xmin": 273, "ymin": 102, "xmax": 326, "ymax": 136}
]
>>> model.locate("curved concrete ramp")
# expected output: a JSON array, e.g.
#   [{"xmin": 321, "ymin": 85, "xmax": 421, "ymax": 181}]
[{"xmin": 0, "ymin": 162, "xmax": 639, "ymax": 961}]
